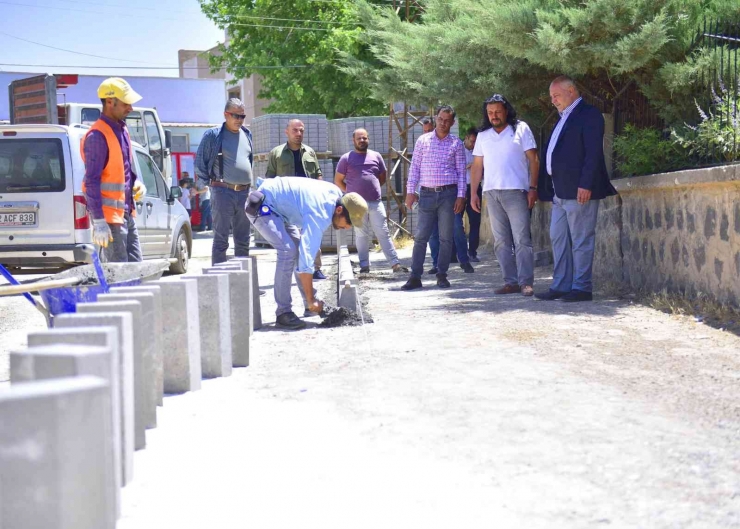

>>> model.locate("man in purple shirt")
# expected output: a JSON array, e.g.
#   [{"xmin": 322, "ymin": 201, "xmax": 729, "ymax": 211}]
[
  {"xmin": 402, "ymin": 105, "xmax": 467, "ymax": 290},
  {"xmin": 83, "ymin": 77, "xmax": 145, "ymax": 262},
  {"xmin": 334, "ymin": 128, "xmax": 402, "ymax": 274}
]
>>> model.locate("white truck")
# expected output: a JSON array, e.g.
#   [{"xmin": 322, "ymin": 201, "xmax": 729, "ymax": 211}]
[{"xmin": 8, "ymin": 74, "xmax": 173, "ymax": 185}]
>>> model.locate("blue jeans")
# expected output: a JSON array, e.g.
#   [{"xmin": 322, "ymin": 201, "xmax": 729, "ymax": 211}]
[
  {"xmin": 211, "ymin": 186, "xmax": 251, "ymax": 265},
  {"xmin": 550, "ymin": 196, "xmax": 600, "ymax": 292},
  {"xmin": 101, "ymin": 211, "xmax": 142, "ymax": 263},
  {"xmin": 200, "ymin": 199, "xmax": 212, "ymax": 230},
  {"xmin": 429, "ymin": 215, "xmax": 468, "ymax": 266},
  {"xmin": 411, "ymin": 187, "xmax": 457, "ymax": 278},
  {"xmin": 484, "ymin": 189, "xmax": 534, "ymax": 287},
  {"xmin": 247, "ymin": 211, "xmax": 316, "ymax": 317}
]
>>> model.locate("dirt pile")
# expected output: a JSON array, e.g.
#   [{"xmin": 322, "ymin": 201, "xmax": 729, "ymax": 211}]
[{"xmin": 319, "ymin": 306, "xmax": 373, "ymax": 327}]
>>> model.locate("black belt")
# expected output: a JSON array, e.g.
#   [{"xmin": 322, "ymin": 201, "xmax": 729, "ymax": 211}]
[
  {"xmin": 210, "ymin": 180, "xmax": 250, "ymax": 192},
  {"xmin": 420, "ymin": 184, "xmax": 457, "ymax": 192}
]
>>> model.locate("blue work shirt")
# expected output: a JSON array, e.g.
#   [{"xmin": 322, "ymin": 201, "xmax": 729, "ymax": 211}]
[{"xmin": 258, "ymin": 177, "xmax": 343, "ymax": 274}]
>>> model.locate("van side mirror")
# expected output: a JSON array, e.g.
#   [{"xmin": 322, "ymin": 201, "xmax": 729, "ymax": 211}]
[
  {"xmin": 165, "ymin": 129, "xmax": 172, "ymax": 150},
  {"xmin": 169, "ymin": 185, "xmax": 182, "ymax": 204}
]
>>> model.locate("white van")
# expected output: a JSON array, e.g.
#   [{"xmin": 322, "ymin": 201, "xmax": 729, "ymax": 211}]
[{"xmin": 0, "ymin": 124, "xmax": 191, "ymax": 273}]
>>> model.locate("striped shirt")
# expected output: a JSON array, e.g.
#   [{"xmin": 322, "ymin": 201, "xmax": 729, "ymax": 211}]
[
  {"xmin": 546, "ymin": 97, "xmax": 582, "ymax": 176},
  {"xmin": 407, "ymin": 131, "xmax": 466, "ymax": 198}
]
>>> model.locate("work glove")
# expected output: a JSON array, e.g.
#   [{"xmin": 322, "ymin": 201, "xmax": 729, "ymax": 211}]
[
  {"xmin": 92, "ymin": 218, "xmax": 113, "ymax": 248},
  {"xmin": 133, "ymin": 180, "xmax": 146, "ymax": 202}
]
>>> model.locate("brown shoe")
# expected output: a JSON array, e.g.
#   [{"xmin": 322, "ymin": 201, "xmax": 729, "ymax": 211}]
[
  {"xmin": 494, "ymin": 284, "xmax": 521, "ymax": 295},
  {"xmin": 521, "ymin": 285, "xmax": 534, "ymax": 297}
]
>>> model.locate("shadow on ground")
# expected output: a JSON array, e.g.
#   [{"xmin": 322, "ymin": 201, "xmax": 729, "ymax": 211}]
[{"xmin": 358, "ymin": 256, "xmax": 623, "ymax": 320}]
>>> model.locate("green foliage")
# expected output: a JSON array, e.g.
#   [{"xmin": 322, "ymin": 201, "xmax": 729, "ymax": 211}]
[
  {"xmin": 199, "ymin": 0, "xmax": 386, "ymax": 118},
  {"xmin": 671, "ymin": 84, "xmax": 740, "ymax": 162},
  {"xmin": 613, "ymin": 125, "xmax": 691, "ymax": 177},
  {"xmin": 348, "ymin": 0, "xmax": 739, "ymax": 127}
]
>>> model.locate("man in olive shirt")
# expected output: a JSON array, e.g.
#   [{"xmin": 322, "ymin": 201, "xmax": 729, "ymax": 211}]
[{"xmin": 265, "ymin": 119, "xmax": 327, "ymax": 279}]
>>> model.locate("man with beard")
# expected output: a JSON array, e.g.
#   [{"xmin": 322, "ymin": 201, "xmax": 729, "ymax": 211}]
[
  {"xmin": 245, "ymin": 177, "xmax": 368, "ymax": 330},
  {"xmin": 334, "ymin": 128, "xmax": 403, "ymax": 273},
  {"xmin": 470, "ymin": 94, "xmax": 539, "ymax": 296},
  {"xmin": 265, "ymin": 118, "xmax": 328, "ymax": 280}
]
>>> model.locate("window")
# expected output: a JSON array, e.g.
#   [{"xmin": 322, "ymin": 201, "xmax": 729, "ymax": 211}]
[
  {"xmin": 81, "ymin": 108, "xmax": 101, "ymax": 125},
  {"xmin": 135, "ymin": 151, "xmax": 159, "ymax": 198},
  {"xmin": 126, "ymin": 112, "xmax": 146, "ymax": 147},
  {"xmin": 152, "ymin": 159, "xmax": 167, "ymax": 200},
  {"xmin": 171, "ymin": 134, "xmax": 189, "ymax": 153},
  {"xmin": 144, "ymin": 111, "xmax": 164, "ymax": 172},
  {"xmin": 0, "ymin": 139, "xmax": 65, "ymax": 193}
]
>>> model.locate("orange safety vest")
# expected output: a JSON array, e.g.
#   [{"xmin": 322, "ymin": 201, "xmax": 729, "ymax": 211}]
[{"xmin": 80, "ymin": 119, "xmax": 134, "ymax": 225}]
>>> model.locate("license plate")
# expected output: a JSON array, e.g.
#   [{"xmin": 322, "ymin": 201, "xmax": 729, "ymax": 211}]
[{"xmin": 0, "ymin": 212, "xmax": 37, "ymax": 227}]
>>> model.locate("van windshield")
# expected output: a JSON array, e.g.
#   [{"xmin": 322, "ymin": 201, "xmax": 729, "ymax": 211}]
[{"xmin": 0, "ymin": 139, "xmax": 65, "ymax": 193}]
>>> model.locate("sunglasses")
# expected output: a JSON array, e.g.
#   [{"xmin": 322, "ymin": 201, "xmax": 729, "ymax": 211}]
[{"xmin": 228, "ymin": 113, "xmax": 246, "ymax": 120}]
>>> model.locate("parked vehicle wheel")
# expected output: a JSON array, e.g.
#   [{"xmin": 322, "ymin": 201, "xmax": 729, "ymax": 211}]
[{"xmin": 169, "ymin": 229, "xmax": 190, "ymax": 274}]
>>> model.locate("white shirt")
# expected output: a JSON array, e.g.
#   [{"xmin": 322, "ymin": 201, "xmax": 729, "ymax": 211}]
[
  {"xmin": 472, "ymin": 121, "xmax": 537, "ymax": 191},
  {"xmin": 546, "ymin": 97, "xmax": 582, "ymax": 176},
  {"xmin": 178, "ymin": 187, "xmax": 191, "ymax": 209}
]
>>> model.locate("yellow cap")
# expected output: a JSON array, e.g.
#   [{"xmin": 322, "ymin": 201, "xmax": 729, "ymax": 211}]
[
  {"xmin": 97, "ymin": 77, "xmax": 142, "ymax": 105},
  {"xmin": 341, "ymin": 192, "xmax": 368, "ymax": 228}
]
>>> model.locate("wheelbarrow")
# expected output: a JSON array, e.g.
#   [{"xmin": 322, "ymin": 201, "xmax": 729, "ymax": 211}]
[{"xmin": 0, "ymin": 253, "xmax": 170, "ymax": 327}]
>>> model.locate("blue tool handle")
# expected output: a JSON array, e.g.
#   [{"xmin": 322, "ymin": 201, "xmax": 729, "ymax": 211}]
[
  {"xmin": 0, "ymin": 262, "xmax": 39, "ymax": 307},
  {"xmin": 89, "ymin": 246, "xmax": 109, "ymax": 293}
]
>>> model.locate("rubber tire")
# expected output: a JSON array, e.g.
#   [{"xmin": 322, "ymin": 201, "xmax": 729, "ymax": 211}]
[{"xmin": 169, "ymin": 229, "xmax": 190, "ymax": 274}]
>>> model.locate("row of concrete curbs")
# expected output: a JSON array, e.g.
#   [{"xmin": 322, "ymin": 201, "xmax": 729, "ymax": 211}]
[{"xmin": 0, "ymin": 257, "xmax": 262, "ymax": 529}]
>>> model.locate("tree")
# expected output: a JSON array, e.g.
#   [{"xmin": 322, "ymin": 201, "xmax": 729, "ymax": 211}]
[
  {"xmin": 348, "ymin": 0, "xmax": 738, "ymax": 128},
  {"xmin": 199, "ymin": 0, "xmax": 387, "ymax": 118}
]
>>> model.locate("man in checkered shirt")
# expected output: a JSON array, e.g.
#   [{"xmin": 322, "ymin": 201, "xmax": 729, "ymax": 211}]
[{"xmin": 402, "ymin": 105, "xmax": 467, "ymax": 290}]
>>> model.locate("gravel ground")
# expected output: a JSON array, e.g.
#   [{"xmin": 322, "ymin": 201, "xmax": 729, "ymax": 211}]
[
  {"xmin": 115, "ymin": 239, "xmax": 740, "ymax": 528},
  {"xmin": 3, "ymin": 234, "xmax": 739, "ymax": 527}
]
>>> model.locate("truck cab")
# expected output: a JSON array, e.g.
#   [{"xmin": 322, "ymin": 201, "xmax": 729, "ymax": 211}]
[
  {"xmin": 62, "ymin": 103, "xmax": 173, "ymax": 186},
  {"xmin": 8, "ymin": 74, "xmax": 173, "ymax": 186}
]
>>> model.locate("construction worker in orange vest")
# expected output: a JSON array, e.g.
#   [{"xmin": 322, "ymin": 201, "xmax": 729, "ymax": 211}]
[{"xmin": 82, "ymin": 78, "xmax": 146, "ymax": 262}]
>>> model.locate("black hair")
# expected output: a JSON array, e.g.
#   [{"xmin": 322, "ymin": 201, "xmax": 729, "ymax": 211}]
[
  {"xmin": 435, "ymin": 105, "xmax": 456, "ymax": 120},
  {"xmin": 421, "ymin": 117, "xmax": 434, "ymax": 125},
  {"xmin": 480, "ymin": 94, "xmax": 518, "ymax": 132},
  {"xmin": 336, "ymin": 199, "xmax": 352, "ymax": 225},
  {"xmin": 466, "ymin": 126, "xmax": 478, "ymax": 137}
]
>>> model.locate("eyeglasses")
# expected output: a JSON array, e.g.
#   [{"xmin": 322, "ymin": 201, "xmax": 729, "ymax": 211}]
[{"xmin": 228, "ymin": 113, "xmax": 246, "ymax": 120}]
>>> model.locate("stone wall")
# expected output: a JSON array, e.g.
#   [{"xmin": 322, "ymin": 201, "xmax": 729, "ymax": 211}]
[{"xmin": 479, "ymin": 164, "xmax": 740, "ymax": 307}]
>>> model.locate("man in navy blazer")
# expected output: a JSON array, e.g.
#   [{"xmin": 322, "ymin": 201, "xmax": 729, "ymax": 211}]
[{"xmin": 536, "ymin": 76, "xmax": 617, "ymax": 302}]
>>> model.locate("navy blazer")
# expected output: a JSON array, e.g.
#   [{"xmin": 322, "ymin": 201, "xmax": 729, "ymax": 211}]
[{"xmin": 538, "ymin": 101, "xmax": 617, "ymax": 202}]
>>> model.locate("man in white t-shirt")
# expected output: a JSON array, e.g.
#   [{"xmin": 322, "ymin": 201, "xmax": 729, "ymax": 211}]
[{"xmin": 470, "ymin": 94, "xmax": 540, "ymax": 296}]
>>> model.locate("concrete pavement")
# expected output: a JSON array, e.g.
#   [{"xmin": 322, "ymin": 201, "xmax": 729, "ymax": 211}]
[{"xmin": 116, "ymin": 237, "xmax": 740, "ymax": 528}]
